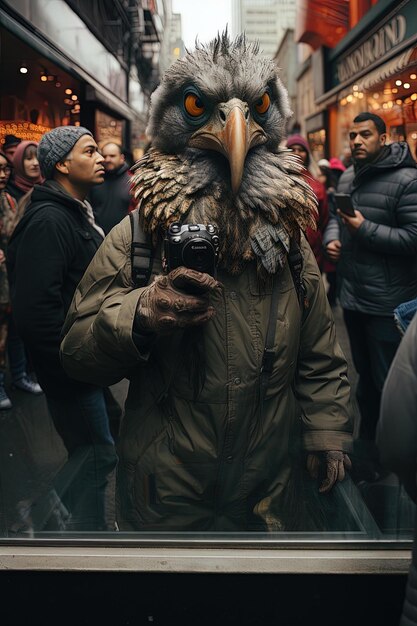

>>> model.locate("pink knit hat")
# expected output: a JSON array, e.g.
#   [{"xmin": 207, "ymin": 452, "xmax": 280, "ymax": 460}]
[
  {"xmin": 286, "ymin": 134, "xmax": 309, "ymax": 151},
  {"xmin": 329, "ymin": 157, "xmax": 346, "ymax": 172}
]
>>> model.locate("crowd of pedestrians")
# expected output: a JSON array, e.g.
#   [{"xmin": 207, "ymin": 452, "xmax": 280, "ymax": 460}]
[{"xmin": 0, "ymin": 108, "xmax": 417, "ymax": 541}]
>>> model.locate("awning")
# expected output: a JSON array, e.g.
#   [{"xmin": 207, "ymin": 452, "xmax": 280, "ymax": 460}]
[
  {"xmin": 295, "ymin": 0, "xmax": 349, "ymax": 50},
  {"xmin": 1, "ymin": 6, "xmax": 137, "ymax": 122}
]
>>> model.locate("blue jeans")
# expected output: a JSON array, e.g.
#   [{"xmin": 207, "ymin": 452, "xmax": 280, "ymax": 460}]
[{"xmin": 47, "ymin": 387, "xmax": 118, "ymax": 531}]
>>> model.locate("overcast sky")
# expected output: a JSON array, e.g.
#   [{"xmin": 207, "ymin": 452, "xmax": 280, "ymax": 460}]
[{"xmin": 172, "ymin": 0, "xmax": 232, "ymax": 49}]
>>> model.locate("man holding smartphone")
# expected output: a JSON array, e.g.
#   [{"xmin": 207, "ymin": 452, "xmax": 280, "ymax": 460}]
[{"xmin": 324, "ymin": 112, "xmax": 417, "ymax": 479}]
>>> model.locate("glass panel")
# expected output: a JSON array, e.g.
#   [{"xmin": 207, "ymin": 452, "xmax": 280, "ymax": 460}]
[
  {"xmin": 0, "ymin": 301, "xmax": 414, "ymax": 541},
  {"xmin": 0, "ymin": 0, "xmax": 415, "ymax": 551}
]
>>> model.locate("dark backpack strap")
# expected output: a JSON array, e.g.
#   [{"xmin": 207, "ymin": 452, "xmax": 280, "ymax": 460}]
[
  {"xmin": 260, "ymin": 276, "xmax": 280, "ymax": 380},
  {"xmin": 257, "ymin": 242, "xmax": 307, "ymax": 427},
  {"xmin": 255, "ymin": 275, "xmax": 280, "ymax": 434},
  {"xmin": 288, "ymin": 238, "xmax": 308, "ymax": 310},
  {"xmin": 129, "ymin": 210, "xmax": 154, "ymax": 288}
]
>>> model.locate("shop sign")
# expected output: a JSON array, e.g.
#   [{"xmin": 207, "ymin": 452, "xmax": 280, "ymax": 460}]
[
  {"xmin": 330, "ymin": 0, "xmax": 417, "ymax": 90},
  {"xmin": 337, "ymin": 15, "xmax": 407, "ymax": 84}
]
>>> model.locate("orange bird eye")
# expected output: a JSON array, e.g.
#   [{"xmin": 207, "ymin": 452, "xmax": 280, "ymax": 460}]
[
  {"xmin": 184, "ymin": 93, "xmax": 205, "ymax": 117},
  {"xmin": 255, "ymin": 92, "xmax": 271, "ymax": 115}
]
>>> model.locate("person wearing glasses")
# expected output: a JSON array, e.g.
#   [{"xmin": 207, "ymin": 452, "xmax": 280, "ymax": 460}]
[{"xmin": 0, "ymin": 151, "xmax": 42, "ymax": 409}]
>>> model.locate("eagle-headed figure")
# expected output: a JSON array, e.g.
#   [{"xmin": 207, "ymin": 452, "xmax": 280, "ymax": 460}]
[
  {"xmin": 61, "ymin": 32, "xmax": 352, "ymax": 532},
  {"xmin": 132, "ymin": 32, "xmax": 317, "ymax": 277}
]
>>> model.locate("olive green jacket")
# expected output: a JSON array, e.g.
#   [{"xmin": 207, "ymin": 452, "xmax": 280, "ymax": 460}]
[{"xmin": 61, "ymin": 216, "xmax": 352, "ymax": 531}]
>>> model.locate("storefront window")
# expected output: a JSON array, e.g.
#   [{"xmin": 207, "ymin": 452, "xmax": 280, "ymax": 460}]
[
  {"xmin": 335, "ymin": 48, "xmax": 417, "ymax": 159},
  {"xmin": 0, "ymin": 5, "xmax": 414, "ymax": 575},
  {"xmin": 307, "ymin": 128, "xmax": 326, "ymax": 161},
  {"xmin": 4, "ymin": 0, "xmax": 127, "ymax": 102},
  {"xmin": 95, "ymin": 110, "xmax": 125, "ymax": 148},
  {"xmin": 0, "ymin": 29, "xmax": 82, "ymax": 144}
]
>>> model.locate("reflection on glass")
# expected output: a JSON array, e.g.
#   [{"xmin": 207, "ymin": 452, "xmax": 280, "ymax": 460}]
[{"xmin": 0, "ymin": 366, "xmax": 415, "ymax": 539}]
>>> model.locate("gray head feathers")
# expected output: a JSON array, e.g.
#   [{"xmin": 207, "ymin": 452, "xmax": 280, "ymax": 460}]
[
  {"xmin": 132, "ymin": 32, "xmax": 317, "ymax": 277},
  {"xmin": 146, "ymin": 31, "xmax": 292, "ymax": 153}
]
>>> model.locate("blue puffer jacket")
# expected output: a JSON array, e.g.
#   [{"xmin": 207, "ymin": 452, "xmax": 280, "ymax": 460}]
[{"xmin": 323, "ymin": 142, "xmax": 417, "ymax": 315}]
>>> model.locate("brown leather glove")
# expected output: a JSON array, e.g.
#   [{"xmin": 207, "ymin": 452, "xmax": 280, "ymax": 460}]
[
  {"xmin": 136, "ymin": 267, "xmax": 221, "ymax": 334},
  {"xmin": 306, "ymin": 451, "xmax": 352, "ymax": 494}
]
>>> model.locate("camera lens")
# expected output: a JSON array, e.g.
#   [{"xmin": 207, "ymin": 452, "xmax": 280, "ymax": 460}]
[{"xmin": 182, "ymin": 238, "xmax": 214, "ymax": 273}]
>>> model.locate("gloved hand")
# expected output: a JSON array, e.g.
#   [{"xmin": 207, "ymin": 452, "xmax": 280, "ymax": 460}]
[
  {"xmin": 136, "ymin": 266, "xmax": 221, "ymax": 334},
  {"xmin": 306, "ymin": 451, "xmax": 352, "ymax": 494}
]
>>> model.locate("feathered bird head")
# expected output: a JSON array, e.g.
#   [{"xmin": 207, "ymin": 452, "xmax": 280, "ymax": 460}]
[
  {"xmin": 132, "ymin": 32, "xmax": 317, "ymax": 276},
  {"xmin": 147, "ymin": 33, "xmax": 291, "ymax": 187}
]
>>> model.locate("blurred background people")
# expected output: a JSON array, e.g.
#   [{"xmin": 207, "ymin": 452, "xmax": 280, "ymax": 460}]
[
  {"xmin": 286, "ymin": 134, "xmax": 329, "ymax": 271},
  {"xmin": 286, "ymin": 134, "xmax": 334, "ymax": 302},
  {"xmin": 0, "ymin": 150, "xmax": 42, "ymax": 409},
  {"xmin": 7, "ymin": 140, "xmax": 43, "ymax": 206},
  {"xmin": 3, "ymin": 135, "xmax": 21, "ymax": 162},
  {"xmin": 7, "ymin": 126, "xmax": 117, "ymax": 530},
  {"xmin": 317, "ymin": 158, "xmax": 331, "ymax": 186},
  {"xmin": 323, "ymin": 111, "xmax": 417, "ymax": 480},
  {"xmin": 90, "ymin": 141, "xmax": 136, "ymax": 235},
  {"xmin": 318, "ymin": 157, "xmax": 346, "ymax": 305}
]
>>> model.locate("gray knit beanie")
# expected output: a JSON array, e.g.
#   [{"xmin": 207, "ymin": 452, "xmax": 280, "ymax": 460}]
[{"xmin": 37, "ymin": 126, "xmax": 93, "ymax": 179}]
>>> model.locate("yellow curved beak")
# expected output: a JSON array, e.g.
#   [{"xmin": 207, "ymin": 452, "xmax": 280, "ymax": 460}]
[{"xmin": 188, "ymin": 99, "xmax": 267, "ymax": 194}]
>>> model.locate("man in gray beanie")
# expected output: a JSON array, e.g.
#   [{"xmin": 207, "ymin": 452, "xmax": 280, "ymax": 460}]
[
  {"xmin": 7, "ymin": 126, "xmax": 118, "ymax": 531},
  {"xmin": 37, "ymin": 125, "xmax": 92, "ymax": 179}
]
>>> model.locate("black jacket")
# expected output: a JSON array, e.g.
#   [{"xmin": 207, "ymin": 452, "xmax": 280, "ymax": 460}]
[
  {"xmin": 377, "ymin": 313, "xmax": 417, "ymax": 625},
  {"xmin": 323, "ymin": 142, "xmax": 417, "ymax": 315},
  {"xmin": 89, "ymin": 162, "xmax": 132, "ymax": 234},
  {"xmin": 6, "ymin": 179, "xmax": 27, "ymax": 204},
  {"xmin": 7, "ymin": 180, "xmax": 104, "ymax": 398}
]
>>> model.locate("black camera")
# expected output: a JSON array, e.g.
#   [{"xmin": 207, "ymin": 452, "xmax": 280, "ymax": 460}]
[{"xmin": 164, "ymin": 222, "xmax": 220, "ymax": 277}]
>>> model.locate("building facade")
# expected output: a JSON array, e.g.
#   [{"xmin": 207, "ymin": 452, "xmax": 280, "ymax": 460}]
[
  {"xmin": 274, "ymin": 28, "xmax": 298, "ymax": 133},
  {"xmin": 231, "ymin": 0, "xmax": 296, "ymax": 56},
  {"xmin": 159, "ymin": 0, "xmax": 185, "ymax": 75},
  {"xmin": 295, "ymin": 0, "xmax": 417, "ymax": 161},
  {"xmin": 0, "ymin": 0, "xmax": 164, "ymax": 154}
]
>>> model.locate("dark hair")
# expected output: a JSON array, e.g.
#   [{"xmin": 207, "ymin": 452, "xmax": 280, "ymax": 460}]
[
  {"xmin": 353, "ymin": 112, "xmax": 386, "ymax": 135},
  {"xmin": 0, "ymin": 150, "xmax": 13, "ymax": 168},
  {"xmin": 320, "ymin": 167, "xmax": 340, "ymax": 190}
]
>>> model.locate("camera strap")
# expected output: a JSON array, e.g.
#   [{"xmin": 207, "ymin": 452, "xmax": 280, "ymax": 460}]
[
  {"xmin": 129, "ymin": 210, "xmax": 154, "ymax": 288},
  {"xmin": 256, "ymin": 275, "xmax": 280, "ymax": 435}
]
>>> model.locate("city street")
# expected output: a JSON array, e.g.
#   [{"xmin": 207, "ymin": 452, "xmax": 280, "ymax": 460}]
[
  {"xmin": 0, "ymin": 301, "xmax": 359, "ymax": 536},
  {"xmin": 1, "ymin": 300, "xmax": 415, "ymax": 541}
]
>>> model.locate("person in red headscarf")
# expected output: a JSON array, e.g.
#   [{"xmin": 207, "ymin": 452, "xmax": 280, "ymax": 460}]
[
  {"xmin": 0, "ymin": 150, "xmax": 42, "ymax": 408},
  {"xmin": 7, "ymin": 141, "xmax": 43, "ymax": 205},
  {"xmin": 286, "ymin": 134, "xmax": 330, "ymax": 273}
]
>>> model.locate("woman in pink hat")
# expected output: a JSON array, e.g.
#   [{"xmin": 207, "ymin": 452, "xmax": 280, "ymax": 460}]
[
  {"xmin": 7, "ymin": 141, "xmax": 43, "ymax": 205},
  {"xmin": 286, "ymin": 134, "xmax": 332, "ymax": 281}
]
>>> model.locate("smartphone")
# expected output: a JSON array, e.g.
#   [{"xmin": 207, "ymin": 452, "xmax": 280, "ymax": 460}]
[{"xmin": 334, "ymin": 193, "xmax": 356, "ymax": 217}]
